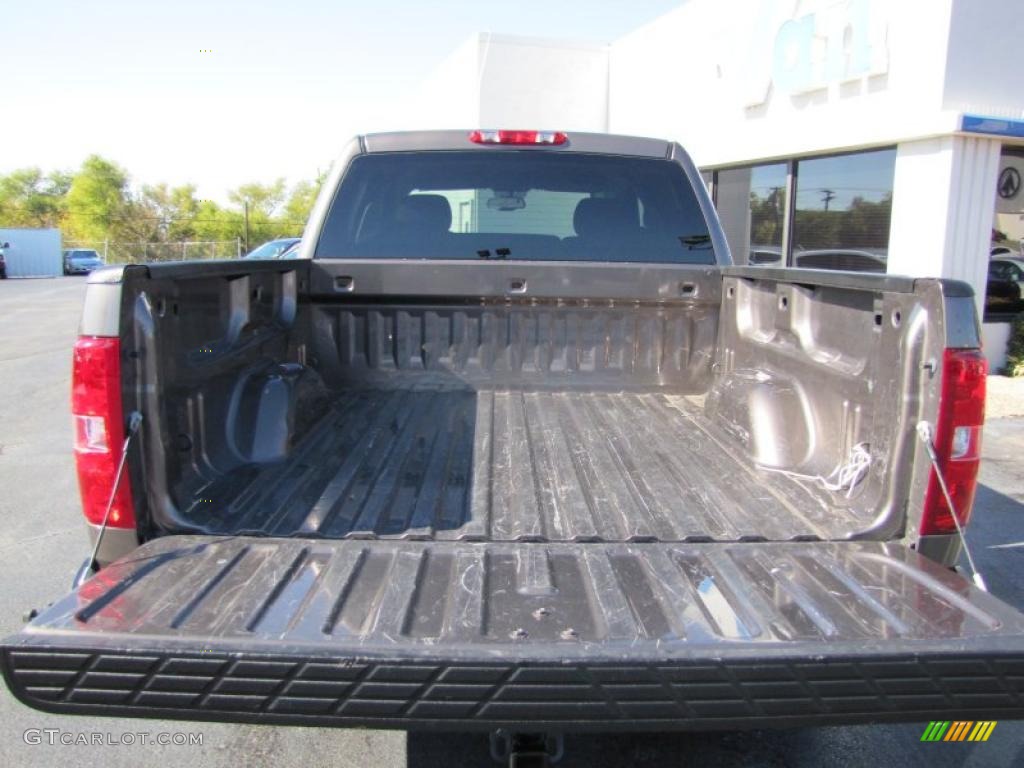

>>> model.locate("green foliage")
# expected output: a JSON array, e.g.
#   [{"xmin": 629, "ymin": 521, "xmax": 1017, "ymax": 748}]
[
  {"xmin": 0, "ymin": 168, "xmax": 70, "ymax": 227},
  {"xmin": 228, "ymin": 180, "xmax": 287, "ymax": 217},
  {"xmin": 192, "ymin": 200, "xmax": 243, "ymax": 243},
  {"xmin": 791, "ymin": 194, "xmax": 893, "ymax": 250},
  {"xmin": 282, "ymin": 178, "xmax": 322, "ymax": 232},
  {"xmin": 140, "ymin": 183, "xmax": 201, "ymax": 242},
  {"xmin": 0, "ymin": 157, "xmax": 322, "ymax": 261},
  {"xmin": 64, "ymin": 155, "xmax": 133, "ymax": 242},
  {"xmin": 749, "ymin": 187, "xmax": 785, "ymax": 246},
  {"xmin": 1005, "ymin": 315, "xmax": 1024, "ymax": 377}
]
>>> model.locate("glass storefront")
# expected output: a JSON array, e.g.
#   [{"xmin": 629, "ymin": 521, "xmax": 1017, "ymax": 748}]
[
  {"xmin": 706, "ymin": 148, "xmax": 896, "ymax": 272},
  {"xmin": 791, "ymin": 149, "xmax": 895, "ymax": 273},
  {"xmin": 716, "ymin": 164, "xmax": 787, "ymax": 266}
]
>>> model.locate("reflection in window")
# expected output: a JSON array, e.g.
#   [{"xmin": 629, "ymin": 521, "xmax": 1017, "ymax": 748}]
[
  {"xmin": 792, "ymin": 149, "xmax": 896, "ymax": 273},
  {"xmin": 715, "ymin": 164, "xmax": 787, "ymax": 265},
  {"xmin": 990, "ymin": 149, "xmax": 1024, "ymax": 319}
]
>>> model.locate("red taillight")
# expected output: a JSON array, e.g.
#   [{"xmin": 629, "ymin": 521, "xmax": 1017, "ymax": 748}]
[
  {"xmin": 72, "ymin": 336, "xmax": 135, "ymax": 528},
  {"xmin": 469, "ymin": 129, "xmax": 568, "ymax": 145},
  {"xmin": 919, "ymin": 348, "xmax": 987, "ymax": 535}
]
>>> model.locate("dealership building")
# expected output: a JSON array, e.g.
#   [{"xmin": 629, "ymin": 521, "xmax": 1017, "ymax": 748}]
[{"xmin": 413, "ymin": 0, "xmax": 1024, "ymax": 367}]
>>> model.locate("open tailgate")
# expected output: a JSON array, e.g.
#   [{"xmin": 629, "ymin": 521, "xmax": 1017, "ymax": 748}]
[{"xmin": 4, "ymin": 535, "xmax": 1024, "ymax": 731}]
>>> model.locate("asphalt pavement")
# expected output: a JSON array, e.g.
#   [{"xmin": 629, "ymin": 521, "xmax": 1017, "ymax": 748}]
[{"xmin": 0, "ymin": 276, "xmax": 1021, "ymax": 767}]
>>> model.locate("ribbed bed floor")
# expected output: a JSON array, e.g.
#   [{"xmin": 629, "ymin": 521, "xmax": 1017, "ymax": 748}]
[{"xmin": 189, "ymin": 389, "xmax": 870, "ymax": 542}]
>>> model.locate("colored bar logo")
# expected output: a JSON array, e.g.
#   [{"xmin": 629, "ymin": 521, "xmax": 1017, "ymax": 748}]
[{"xmin": 920, "ymin": 721, "xmax": 997, "ymax": 742}]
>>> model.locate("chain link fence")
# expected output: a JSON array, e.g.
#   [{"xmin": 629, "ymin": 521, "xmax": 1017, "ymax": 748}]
[{"xmin": 64, "ymin": 239, "xmax": 242, "ymax": 265}]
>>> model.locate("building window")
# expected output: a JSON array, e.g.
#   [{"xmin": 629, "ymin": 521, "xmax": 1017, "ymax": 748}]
[
  {"xmin": 715, "ymin": 163, "xmax": 788, "ymax": 265},
  {"xmin": 791, "ymin": 148, "xmax": 896, "ymax": 272},
  {"xmin": 705, "ymin": 148, "xmax": 898, "ymax": 271}
]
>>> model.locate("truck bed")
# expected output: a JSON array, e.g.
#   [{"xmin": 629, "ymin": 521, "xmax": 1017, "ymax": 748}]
[{"xmin": 184, "ymin": 388, "xmax": 871, "ymax": 542}]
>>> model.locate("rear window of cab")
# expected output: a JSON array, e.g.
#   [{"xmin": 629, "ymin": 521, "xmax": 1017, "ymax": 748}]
[{"xmin": 315, "ymin": 151, "xmax": 714, "ymax": 264}]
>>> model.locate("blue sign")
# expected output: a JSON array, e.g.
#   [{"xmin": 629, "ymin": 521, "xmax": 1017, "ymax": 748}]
[{"xmin": 961, "ymin": 114, "xmax": 1024, "ymax": 139}]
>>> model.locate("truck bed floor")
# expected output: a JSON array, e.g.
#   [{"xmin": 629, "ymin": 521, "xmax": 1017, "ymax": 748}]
[{"xmin": 188, "ymin": 389, "xmax": 872, "ymax": 542}]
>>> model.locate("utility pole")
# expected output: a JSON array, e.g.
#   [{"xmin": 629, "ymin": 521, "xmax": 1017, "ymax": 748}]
[
  {"xmin": 243, "ymin": 200, "xmax": 250, "ymax": 254},
  {"xmin": 821, "ymin": 189, "xmax": 836, "ymax": 211}
]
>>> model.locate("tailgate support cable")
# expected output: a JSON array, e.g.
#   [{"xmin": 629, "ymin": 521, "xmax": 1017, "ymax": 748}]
[
  {"xmin": 76, "ymin": 411, "xmax": 143, "ymax": 588},
  {"xmin": 915, "ymin": 421, "xmax": 987, "ymax": 592}
]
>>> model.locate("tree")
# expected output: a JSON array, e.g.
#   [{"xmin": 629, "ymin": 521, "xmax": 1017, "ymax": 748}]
[
  {"xmin": 228, "ymin": 180, "xmax": 287, "ymax": 217},
  {"xmin": 749, "ymin": 187, "xmax": 784, "ymax": 246},
  {"xmin": 282, "ymin": 178, "xmax": 322, "ymax": 233},
  {"xmin": 227, "ymin": 179, "xmax": 288, "ymax": 249},
  {"xmin": 193, "ymin": 200, "xmax": 243, "ymax": 244},
  {"xmin": 140, "ymin": 183, "xmax": 202, "ymax": 241},
  {"xmin": 839, "ymin": 194, "xmax": 892, "ymax": 248},
  {"xmin": 64, "ymin": 155, "xmax": 133, "ymax": 243},
  {"xmin": 1, "ymin": 153, "xmax": 324, "ymax": 261},
  {"xmin": 0, "ymin": 168, "xmax": 71, "ymax": 227}
]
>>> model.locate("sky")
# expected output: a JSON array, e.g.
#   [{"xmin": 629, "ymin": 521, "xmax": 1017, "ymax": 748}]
[{"xmin": 1, "ymin": 0, "xmax": 682, "ymax": 202}]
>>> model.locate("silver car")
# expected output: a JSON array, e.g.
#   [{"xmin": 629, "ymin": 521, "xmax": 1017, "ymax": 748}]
[{"xmin": 63, "ymin": 249, "xmax": 105, "ymax": 275}]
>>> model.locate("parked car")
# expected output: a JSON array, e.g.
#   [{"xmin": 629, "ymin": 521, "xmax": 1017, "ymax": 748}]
[
  {"xmin": 279, "ymin": 240, "xmax": 303, "ymax": 259},
  {"xmin": 989, "ymin": 256, "xmax": 1024, "ymax": 289},
  {"xmin": 748, "ymin": 245, "xmax": 783, "ymax": 265},
  {"xmin": 3, "ymin": 131, "xmax": 1022, "ymax": 759},
  {"xmin": 63, "ymin": 249, "xmax": 105, "ymax": 275},
  {"xmin": 794, "ymin": 248, "xmax": 887, "ymax": 273},
  {"xmin": 241, "ymin": 237, "xmax": 300, "ymax": 260},
  {"xmin": 747, "ymin": 247, "xmax": 888, "ymax": 272}
]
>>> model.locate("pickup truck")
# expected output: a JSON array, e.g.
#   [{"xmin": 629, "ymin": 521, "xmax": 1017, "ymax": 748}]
[{"xmin": 3, "ymin": 130, "xmax": 1023, "ymax": 756}]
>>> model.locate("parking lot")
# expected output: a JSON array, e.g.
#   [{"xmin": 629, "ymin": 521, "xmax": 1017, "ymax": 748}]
[{"xmin": 0, "ymin": 276, "xmax": 1022, "ymax": 767}]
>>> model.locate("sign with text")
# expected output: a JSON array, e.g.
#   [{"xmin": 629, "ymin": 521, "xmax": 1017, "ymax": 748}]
[{"xmin": 744, "ymin": 0, "xmax": 889, "ymax": 108}]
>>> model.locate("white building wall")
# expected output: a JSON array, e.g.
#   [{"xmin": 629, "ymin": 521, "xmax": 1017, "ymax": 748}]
[
  {"xmin": 477, "ymin": 36, "xmax": 609, "ymax": 131},
  {"xmin": 888, "ymin": 136, "xmax": 1002, "ymax": 320},
  {"xmin": 0, "ymin": 228, "xmax": 62, "ymax": 278},
  {"xmin": 409, "ymin": 36, "xmax": 482, "ymax": 130},
  {"xmin": 983, "ymin": 323, "xmax": 1012, "ymax": 371},
  {"xmin": 609, "ymin": 0, "xmax": 960, "ymax": 168},
  {"xmin": 409, "ymin": 34, "xmax": 609, "ymax": 132},
  {"xmin": 943, "ymin": 0, "xmax": 1024, "ymax": 118}
]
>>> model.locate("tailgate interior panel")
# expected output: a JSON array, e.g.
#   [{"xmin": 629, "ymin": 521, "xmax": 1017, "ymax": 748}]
[{"xmin": 4, "ymin": 535, "xmax": 1024, "ymax": 729}]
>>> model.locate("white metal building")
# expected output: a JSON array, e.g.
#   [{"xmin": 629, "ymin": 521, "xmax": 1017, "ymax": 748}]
[
  {"xmin": 411, "ymin": 0, "xmax": 1024, "ymax": 367},
  {"xmin": 0, "ymin": 228, "xmax": 62, "ymax": 278}
]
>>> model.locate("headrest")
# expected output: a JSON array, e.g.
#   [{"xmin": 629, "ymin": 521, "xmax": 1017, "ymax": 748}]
[
  {"xmin": 398, "ymin": 194, "xmax": 452, "ymax": 234},
  {"xmin": 573, "ymin": 198, "xmax": 638, "ymax": 238}
]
